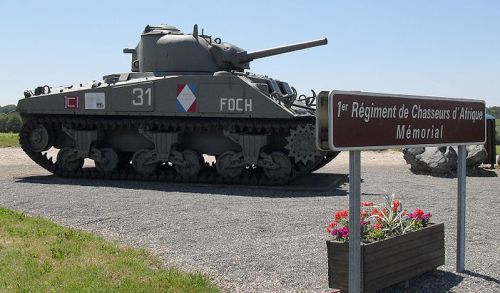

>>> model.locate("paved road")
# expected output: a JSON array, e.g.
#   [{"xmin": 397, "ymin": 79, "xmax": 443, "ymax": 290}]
[{"xmin": 0, "ymin": 148, "xmax": 499, "ymax": 292}]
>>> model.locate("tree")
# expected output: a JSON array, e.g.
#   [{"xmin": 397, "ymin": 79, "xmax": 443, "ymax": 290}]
[
  {"xmin": 0, "ymin": 104, "xmax": 17, "ymax": 114},
  {"xmin": 4, "ymin": 115, "xmax": 22, "ymax": 133},
  {"xmin": 486, "ymin": 106, "xmax": 500, "ymax": 119}
]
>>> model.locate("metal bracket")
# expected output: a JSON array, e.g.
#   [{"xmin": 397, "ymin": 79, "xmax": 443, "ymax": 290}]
[
  {"xmin": 223, "ymin": 130, "xmax": 268, "ymax": 165},
  {"xmin": 62, "ymin": 126, "xmax": 98, "ymax": 158},
  {"xmin": 138, "ymin": 128, "xmax": 180, "ymax": 163}
]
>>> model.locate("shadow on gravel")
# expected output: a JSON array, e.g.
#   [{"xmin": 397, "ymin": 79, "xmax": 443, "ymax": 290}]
[
  {"xmin": 14, "ymin": 173, "xmax": 349, "ymax": 198},
  {"xmin": 463, "ymin": 270, "xmax": 500, "ymax": 285},
  {"xmin": 408, "ymin": 167, "xmax": 498, "ymax": 178},
  {"xmin": 377, "ymin": 269, "xmax": 464, "ymax": 293}
]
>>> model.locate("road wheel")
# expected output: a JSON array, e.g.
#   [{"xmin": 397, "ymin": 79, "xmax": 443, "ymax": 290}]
[
  {"xmin": 263, "ymin": 152, "xmax": 292, "ymax": 180},
  {"xmin": 132, "ymin": 149, "xmax": 158, "ymax": 175},
  {"xmin": 175, "ymin": 150, "xmax": 203, "ymax": 177},
  {"xmin": 216, "ymin": 151, "xmax": 243, "ymax": 179},
  {"xmin": 56, "ymin": 147, "xmax": 84, "ymax": 172},
  {"xmin": 95, "ymin": 148, "xmax": 119, "ymax": 173}
]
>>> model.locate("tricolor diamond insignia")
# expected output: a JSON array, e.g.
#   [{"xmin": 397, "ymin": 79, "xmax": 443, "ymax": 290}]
[{"xmin": 176, "ymin": 84, "xmax": 197, "ymax": 112}]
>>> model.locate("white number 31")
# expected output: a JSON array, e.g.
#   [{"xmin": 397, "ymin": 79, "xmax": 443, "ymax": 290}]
[{"xmin": 132, "ymin": 88, "xmax": 152, "ymax": 106}]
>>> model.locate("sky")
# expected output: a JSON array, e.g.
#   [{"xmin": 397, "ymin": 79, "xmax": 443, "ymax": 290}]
[{"xmin": 0, "ymin": 1, "xmax": 499, "ymax": 106}]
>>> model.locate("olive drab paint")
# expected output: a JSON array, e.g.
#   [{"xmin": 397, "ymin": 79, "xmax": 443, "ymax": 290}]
[{"xmin": 17, "ymin": 23, "xmax": 338, "ymax": 185}]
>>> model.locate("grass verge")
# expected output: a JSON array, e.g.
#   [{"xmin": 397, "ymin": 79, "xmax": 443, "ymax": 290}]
[
  {"xmin": 0, "ymin": 133, "xmax": 19, "ymax": 147},
  {"xmin": 0, "ymin": 207, "xmax": 218, "ymax": 292}
]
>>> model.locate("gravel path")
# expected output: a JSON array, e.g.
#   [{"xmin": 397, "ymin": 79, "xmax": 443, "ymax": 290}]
[{"xmin": 0, "ymin": 148, "xmax": 499, "ymax": 292}]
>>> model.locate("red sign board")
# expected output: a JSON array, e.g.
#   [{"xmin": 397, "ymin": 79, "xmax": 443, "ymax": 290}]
[{"xmin": 322, "ymin": 91, "xmax": 486, "ymax": 150}]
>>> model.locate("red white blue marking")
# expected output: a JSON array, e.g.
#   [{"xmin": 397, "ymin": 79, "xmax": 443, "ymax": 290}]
[{"xmin": 176, "ymin": 84, "xmax": 197, "ymax": 112}]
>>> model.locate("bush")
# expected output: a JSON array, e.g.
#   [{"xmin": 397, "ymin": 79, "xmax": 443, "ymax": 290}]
[
  {"xmin": 0, "ymin": 104, "xmax": 16, "ymax": 114},
  {"xmin": 487, "ymin": 106, "xmax": 500, "ymax": 119},
  {"xmin": 0, "ymin": 105, "xmax": 21, "ymax": 133},
  {"xmin": 0, "ymin": 113, "xmax": 22, "ymax": 133}
]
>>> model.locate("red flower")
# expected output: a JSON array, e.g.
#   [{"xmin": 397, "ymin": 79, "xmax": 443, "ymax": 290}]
[
  {"xmin": 328, "ymin": 221, "xmax": 338, "ymax": 229},
  {"xmin": 414, "ymin": 208, "xmax": 424, "ymax": 218},
  {"xmin": 373, "ymin": 223, "xmax": 382, "ymax": 229},
  {"xmin": 361, "ymin": 201, "xmax": 374, "ymax": 207},
  {"xmin": 335, "ymin": 209, "xmax": 348, "ymax": 220},
  {"xmin": 392, "ymin": 200, "xmax": 400, "ymax": 212},
  {"xmin": 371, "ymin": 208, "xmax": 379, "ymax": 216},
  {"xmin": 360, "ymin": 210, "xmax": 368, "ymax": 219}
]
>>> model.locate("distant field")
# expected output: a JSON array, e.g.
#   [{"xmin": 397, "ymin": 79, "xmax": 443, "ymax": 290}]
[
  {"xmin": 0, "ymin": 207, "xmax": 218, "ymax": 292},
  {"xmin": 0, "ymin": 133, "xmax": 19, "ymax": 147}
]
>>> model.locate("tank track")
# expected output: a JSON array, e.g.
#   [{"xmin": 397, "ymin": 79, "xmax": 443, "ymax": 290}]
[{"xmin": 20, "ymin": 115, "xmax": 335, "ymax": 186}]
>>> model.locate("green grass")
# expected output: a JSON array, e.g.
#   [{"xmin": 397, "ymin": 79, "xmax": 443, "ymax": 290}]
[
  {"xmin": 0, "ymin": 207, "xmax": 218, "ymax": 292},
  {"xmin": 0, "ymin": 133, "xmax": 19, "ymax": 147}
]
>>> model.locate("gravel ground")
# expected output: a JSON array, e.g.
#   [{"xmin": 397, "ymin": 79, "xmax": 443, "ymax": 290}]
[{"xmin": 0, "ymin": 148, "xmax": 499, "ymax": 292}]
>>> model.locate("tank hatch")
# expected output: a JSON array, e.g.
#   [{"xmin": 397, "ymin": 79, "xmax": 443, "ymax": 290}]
[{"xmin": 142, "ymin": 24, "xmax": 181, "ymax": 35}]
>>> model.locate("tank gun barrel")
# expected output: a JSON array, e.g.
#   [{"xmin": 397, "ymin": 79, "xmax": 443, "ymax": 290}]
[{"xmin": 245, "ymin": 38, "xmax": 327, "ymax": 62}]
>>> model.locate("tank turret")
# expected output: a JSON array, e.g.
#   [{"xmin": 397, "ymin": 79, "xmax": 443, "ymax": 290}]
[{"xmin": 123, "ymin": 24, "xmax": 327, "ymax": 73}]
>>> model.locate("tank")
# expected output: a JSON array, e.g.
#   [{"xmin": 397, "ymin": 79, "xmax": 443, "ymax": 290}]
[{"xmin": 17, "ymin": 24, "xmax": 339, "ymax": 185}]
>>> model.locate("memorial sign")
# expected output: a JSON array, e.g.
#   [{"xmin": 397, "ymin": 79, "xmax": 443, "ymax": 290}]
[
  {"xmin": 316, "ymin": 90, "xmax": 486, "ymax": 292},
  {"xmin": 319, "ymin": 91, "xmax": 486, "ymax": 151}
]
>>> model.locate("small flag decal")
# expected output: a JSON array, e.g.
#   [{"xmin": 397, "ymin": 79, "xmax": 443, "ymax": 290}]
[
  {"xmin": 176, "ymin": 84, "xmax": 197, "ymax": 112},
  {"xmin": 64, "ymin": 96, "xmax": 79, "ymax": 109}
]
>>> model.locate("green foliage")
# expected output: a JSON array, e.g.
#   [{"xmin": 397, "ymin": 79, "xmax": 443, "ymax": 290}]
[
  {"xmin": 0, "ymin": 104, "xmax": 16, "ymax": 114},
  {"xmin": 0, "ymin": 105, "xmax": 22, "ymax": 133},
  {"xmin": 0, "ymin": 207, "xmax": 218, "ymax": 292},
  {"xmin": 326, "ymin": 194, "xmax": 432, "ymax": 243},
  {"xmin": 487, "ymin": 106, "xmax": 500, "ymax": 119},
  {"xmin": 0, "ymin": 133, "xmax": 19, "ymax": 147}
]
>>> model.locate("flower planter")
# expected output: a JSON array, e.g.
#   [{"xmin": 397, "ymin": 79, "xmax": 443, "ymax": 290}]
[{"xmin": 326, "ymin": 223, "xmax": 445, "ymax": 292}]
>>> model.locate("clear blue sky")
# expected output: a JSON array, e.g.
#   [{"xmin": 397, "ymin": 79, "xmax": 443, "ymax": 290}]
[{"xmin": 1, "ymin": 0, "xmax": 499, "ymax": 106}]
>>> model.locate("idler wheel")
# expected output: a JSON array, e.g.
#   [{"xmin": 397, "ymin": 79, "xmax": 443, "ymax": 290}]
[
  {"xmin": 95, "ymin": 148, "xmax": 119, "ymax": 173},
  {"xmin": 175, "ymin": 150, "xmax": 203, "ymax": 177},
  {"xmin": 132, "ymin": 149, "xmax": 158, "ymax": 175},
  {"xmin": 263, "ymin": 152, "xmax": 292, "ymax": 180},
  {"xmin": 28, "ymin": 125, "xmax": 53, "ymax": 152},
  {"xmin": 216, "ymin": 151, "xmax": 243, "ymax": 179},
  {"xmin": 56, "ymin": 147, "xmax": 84, "ymax": 172}
]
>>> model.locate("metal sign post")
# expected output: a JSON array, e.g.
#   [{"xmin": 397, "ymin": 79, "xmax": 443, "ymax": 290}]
[
  {"xmin": 348, "ymin": 151, "xmax": 361, "ymax": 293},
  {"xmin": 457, "ymin": 145, "xmax": 466, "ymax": 272}
]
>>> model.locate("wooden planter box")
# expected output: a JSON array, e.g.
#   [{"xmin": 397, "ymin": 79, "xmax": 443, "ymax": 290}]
[{"xmin": 326, "ymin": 223, "xmax": 445, "ymax": 292}]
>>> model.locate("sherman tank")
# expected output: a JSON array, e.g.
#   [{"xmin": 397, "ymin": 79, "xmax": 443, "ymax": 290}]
[{"xmin": 17, "ymin": 24, "xmax": 339, "ymax": 185}]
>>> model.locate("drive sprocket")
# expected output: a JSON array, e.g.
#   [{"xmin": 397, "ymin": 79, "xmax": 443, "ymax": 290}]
[{"xmin": 285, "ymin": 124, "xmax": 321, "ymax": 165}]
